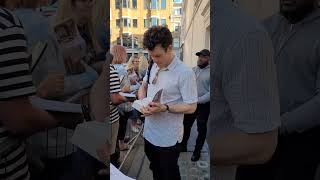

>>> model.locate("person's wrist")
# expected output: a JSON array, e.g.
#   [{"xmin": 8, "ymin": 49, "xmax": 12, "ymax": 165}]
[{"xmin": 160, "ymin": 104, "xmax": 166, "ymax": 112}]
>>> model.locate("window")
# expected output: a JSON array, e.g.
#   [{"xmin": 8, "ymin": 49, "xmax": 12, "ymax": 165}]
[
  {"xmin": 173, "ymin": 38, "xmax": 180, "ymax": 48},
  {"xmin": 116, "ymin": 19, "xmax": 121, "ymax": 28},
  {"xmin": 161, "ymin": 0, "xmax": 166, "ymax": 9},
  {"xmin": 151, "ymin": 0, "xmax": 159, "ymax": 9},
  {"xmin": 151, "ymin": 18, "xmax": 158, "ymax": 26},
  {"xmin": 175, "ymin": 25, "xmax": 181, "ymax": 32},
  {"xmin": 133, "ymin": 19, "xmax": 138, "ymax": 28},
  {"xmin": 174, "ymin": 0, "xmax": 182, "ymax": 3},
  {"xmin": 144, "ymin": 0, "xmax": 148, "ymax": 9},
  {"xmin": 132, "ymin": 0, "xmax": 137, "ymax": 8},
  {"xmin": 174, "ymin": 8, "xmax": 182, "ymax": 15},
  {"xmin": 144, "ymin": 19, "xmax": 149, "ymax": 28},
  {"xmin": 122, "ymin": 0, "xmax": 130, "ymax": 8},
  {"xmin": 115, "ymin": 0, "xmax": 121, "ymax": 9},
  {"xmin": 123, "ymin": 18, "xmax": 131, "ymax": 27},
  {"xmin": 161, "ymin": 19, "xmax": 166, "ymax": 26},
  {"xmin": 119, "ymin": 34, "xmax": 138, "ymax": 48}
]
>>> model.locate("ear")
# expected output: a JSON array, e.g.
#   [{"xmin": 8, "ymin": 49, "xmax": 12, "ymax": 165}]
[{"xmin": 168, "ymin": 45, "xmax": 173, "ymax": 52}]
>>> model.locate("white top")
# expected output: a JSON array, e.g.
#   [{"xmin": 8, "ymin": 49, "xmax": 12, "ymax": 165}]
[{"xmin": 143, "ymin": 55, "xmax": 198, "ymax": 147}]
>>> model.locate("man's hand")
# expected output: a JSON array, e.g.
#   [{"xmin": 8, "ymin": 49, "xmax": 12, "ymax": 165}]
[
  {"xmin": 140, "ymin": 106, "xmax": 153, "ymax": 117},
  {"xmin": 148, "ymin": 102, "xmax": 167, "ymax": 113},
  {"xmin": 141, "ymin": 102, "xmax": 166, "ymax": 117},
  {"xmin": 96, "ymin": 140, "xmax": 110, "ymax": 176}
]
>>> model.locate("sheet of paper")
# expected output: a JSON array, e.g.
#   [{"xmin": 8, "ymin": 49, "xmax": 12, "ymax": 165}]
[
  {"xmin": 119, "ymin": 92, "xmax": 136, "ymax": 98},
  {"xmin": 132, "ymin": 97, "xmax": 152, "ymax": 113},
  {"xmin": 111, "ymin": 164, "xmax": 135, "ymax": 180},
  {"xmin": 29, "ymin": 96, "xmax": 82, "ymax": 113},
  {"xmin": 70, "ymin": 121, "xmax": 109, "ymax": 162}
]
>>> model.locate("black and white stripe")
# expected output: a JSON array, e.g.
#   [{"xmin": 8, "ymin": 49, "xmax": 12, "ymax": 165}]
[
  {"xmin": 0, "ymin": 7, "xmax": 34, "ymax": 180},
  {"xmin": 110, "ymin": 65, "xmax": 121, "ymax": 124}
]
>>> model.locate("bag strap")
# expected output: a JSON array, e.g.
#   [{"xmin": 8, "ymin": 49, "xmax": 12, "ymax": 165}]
[{"xmin": 147, "ymin": 60, "xmax": 154, "ymax": 84}]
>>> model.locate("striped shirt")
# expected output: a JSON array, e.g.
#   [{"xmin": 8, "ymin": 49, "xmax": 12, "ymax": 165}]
[
  {"xmin": 210, "ymin": 1, "xmax": 280, "ymax": 180},
  {"xmin": 0, "ymin": 7, "xmax": 35, "ymax": 180},
  {"xmin": 110, "ymin": 65, "xmax": 121, "ymax": 124}
]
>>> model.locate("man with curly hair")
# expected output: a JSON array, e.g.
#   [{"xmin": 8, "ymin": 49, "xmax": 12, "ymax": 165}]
[{"xmin": 138, "ymin": 26, "xmax": 198, "ymax": 180}]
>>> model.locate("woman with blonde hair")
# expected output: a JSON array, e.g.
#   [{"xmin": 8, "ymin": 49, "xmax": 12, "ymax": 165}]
[
  {"xmin": 54, "ymin": 0, "xmax": 105, "ymax": 74},
  {"xmin": 138, "ymin": 55, "xmax": 149, "ymax": 78}
]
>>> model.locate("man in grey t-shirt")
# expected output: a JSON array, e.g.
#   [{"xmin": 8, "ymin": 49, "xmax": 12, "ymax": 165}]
[
  {"xmin": 209, "ymin": 1, "xmax": 281, "ymax": 180},
  {"xmin": 178, "ymin": 49, "xmax": 210, "ymax": 162},
  {"xmin": 238, "ymin": 0, "xmax": 320, "ymax": 180}
]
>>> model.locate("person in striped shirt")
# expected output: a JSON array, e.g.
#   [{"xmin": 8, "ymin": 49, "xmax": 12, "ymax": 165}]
[
  {"xmin": 0, "ymin": 6, "xmax": 58, "ymax": 180},
  {"xmin": 108, "ymin": 53, "xmax": 129, "ymax": 167}
]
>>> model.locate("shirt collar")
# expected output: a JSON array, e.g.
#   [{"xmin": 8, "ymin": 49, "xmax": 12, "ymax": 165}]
[
  {"xmin": 155, "ymin": 55, "xmax": 179, "ymax": 71},
  {"xmin": 166, "ymin": 55, "xmax": 179, "ymax": 71}
]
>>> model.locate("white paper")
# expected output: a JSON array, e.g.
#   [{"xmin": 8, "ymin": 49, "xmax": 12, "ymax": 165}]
[
  {"xmin": 131, "ymin": 97, "xmax": 152, "ymax": 113},
  {"xmin": 131, "ymin": 89, "xmax": 163, "ymax": 112},
  {"xmin": 70, "ymin": 121, "xmax": 109, "ymax": 162},
  {"xmin": 119, "ymin": 92, "xmax": 136, "ymax": 98},
  {"xmin": 111, "ymin": 164, "xmax": 135, "ymax": 180},
  {"xmin": 29, "ymin": 96, "xmax": 82, "ymax": 113}
]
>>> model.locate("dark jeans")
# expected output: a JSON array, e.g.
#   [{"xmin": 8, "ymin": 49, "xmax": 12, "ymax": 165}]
[
  {"xmin": 236, "ymin": 126, "xmax": 320, "ymax": 180},
  {"xmin": 180, "ymin": 103, "xmax": 210, "ymax": 153},
  {"xmin": 144, "ymin": 139, "xmax": 181, "ymax": 180},
  {"xmin": 69, "ymin": 149, "xmax": 108, "ymax": 180},
  {"xmin": 42, "ymin": 154, "xmax": 73, "ymax": 180},
  {"xmin": 118, "ymin": 110, "xmax": 140, "ymax": 140}
]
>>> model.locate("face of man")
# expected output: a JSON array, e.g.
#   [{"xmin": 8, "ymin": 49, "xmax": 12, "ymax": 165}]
[
  {"xmin": 148, "ymin": 44, "xmax": 173, "ymax": 68},
  {"xmin": 197, "ymin": 55, "xmax": 209, "ymax": 68},
  {"xmin": 280, "ymin": 0, "xmax": 316, "ymax": 15}
]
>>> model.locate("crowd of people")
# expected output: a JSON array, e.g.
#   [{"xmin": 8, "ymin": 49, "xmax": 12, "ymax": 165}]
[{"xmin": 0, "ymin": 0, "xmax": 110, "ymax": 179}]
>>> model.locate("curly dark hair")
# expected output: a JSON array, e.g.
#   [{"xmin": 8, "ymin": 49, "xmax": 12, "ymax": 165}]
[{"xmin": 143, "ymin": 26, "xmax": 173, "ymax": 51}]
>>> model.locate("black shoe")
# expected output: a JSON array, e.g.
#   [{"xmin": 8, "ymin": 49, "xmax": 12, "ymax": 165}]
[
  {"xmin": 191, "ymin": 152, "xmax": 201, "ymax": 162},
  {"xmin": 176, "ymin": 143, "xmax": 187, "ymax": 152}
]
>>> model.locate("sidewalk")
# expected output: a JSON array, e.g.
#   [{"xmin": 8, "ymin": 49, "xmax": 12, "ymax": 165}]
[{"xmin": 122, "ymin": 121, "xmax": 210, "ymax": 180}]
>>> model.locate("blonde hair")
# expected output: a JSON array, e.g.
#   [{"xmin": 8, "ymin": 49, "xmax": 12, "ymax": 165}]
[
  {"xmin": 54, "ymin": 0, "xmax": 100, "ymax": 52},
  {"xmin": 139, "ymin": 55, "xmax": 149, "ymax": 72},
  {"xmin": 127, "ymin": 55, "xmax": 139, "ymax": 70},
  {"xmin": 110, "ymin": 45, "xmax": 127, "ymax": 64}
]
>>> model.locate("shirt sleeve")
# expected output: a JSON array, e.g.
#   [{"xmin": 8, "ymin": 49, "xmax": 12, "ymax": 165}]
[
  {"xmin": 0, "ymin": 26, "xmax": 36, "ymax": 100},
  {"xmin": 109, "ymin": 66, "xmax": 121, "ymax": 93},
  {"xmin": 198, "ymin": 86, "xmax": 210, "ymax": 104},
  {"xmin": 280, "ymin": 50, "xmax": 320, "ymax": 134},
  {"xmin": 179, "ymin": 68, "xmax": 198, "ymax": 104},
  {"xmin": 222, "ymin": 30, "xmax": 281, "ymax": 133}
]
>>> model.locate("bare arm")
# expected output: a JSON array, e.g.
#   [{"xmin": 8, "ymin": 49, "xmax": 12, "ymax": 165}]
[
  {"xmin": 0, "ymin": 97, "xmax": 58, "ymax": 135},
  {"xmin": 211, "ymin": 130, "xmax": 278, "ymax": 165},
  {"xmin": 138, "ymin": 81, "xmax": 148, "ymax": 100},
  {"xmin": 111, "ymin": 93, "xmax": 127, "ymax": 105}
]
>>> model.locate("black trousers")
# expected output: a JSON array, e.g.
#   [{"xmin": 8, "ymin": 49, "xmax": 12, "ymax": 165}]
[
  {"xmin": 117, "ymin": 113, "xmax": 128, "ymax": 140},
  {"xmin": 144, "ymin": 139, "xmax": 181, "ymax": 180},
  {"xmin": 236, "ymin": 126, "xmax": 320, "ymax": 180},
  {"xmin": 180, "ymin": 103, "xmax": 210, "ymax": 153}
]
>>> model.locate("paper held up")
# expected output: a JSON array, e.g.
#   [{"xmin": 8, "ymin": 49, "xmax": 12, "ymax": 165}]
[
  {"xmin": 119, "ymin": 92, "xmax": 136, "ymax": 98},
  {"xmin": 70, "ymin": 121, "xmax": 110, "ymax": 163},
  {"xmin": 131, "ymin": 89, "xmax": 163, "ymax": 113},
  {"xmin": 29, "ymin": 96, "xmax": 82, "ymax": 113}
]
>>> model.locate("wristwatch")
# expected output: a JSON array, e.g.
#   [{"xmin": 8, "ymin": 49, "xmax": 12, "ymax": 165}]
[{"xmin": 165, "ymin": 104, "xmax": 170, "ymax": 112}]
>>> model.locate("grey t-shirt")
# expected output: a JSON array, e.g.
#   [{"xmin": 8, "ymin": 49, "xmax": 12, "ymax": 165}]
[
  {"xmin": 263, "ymin": 10, "xmax": 320, "ymax": 134},
  {"xmin": 210, "ymin": 1, "xmax": 281, "ymax": 179}
]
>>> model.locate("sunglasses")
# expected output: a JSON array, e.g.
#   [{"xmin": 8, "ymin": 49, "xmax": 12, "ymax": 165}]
[{"xmin": 152, "ymin": 68, "xmax": 168, "ymax": 85}]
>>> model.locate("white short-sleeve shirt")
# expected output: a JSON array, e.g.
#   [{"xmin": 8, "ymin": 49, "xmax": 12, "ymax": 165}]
[{"xmin": 143, "ymin": 55, "xmax": 198, "ymax": 147}]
